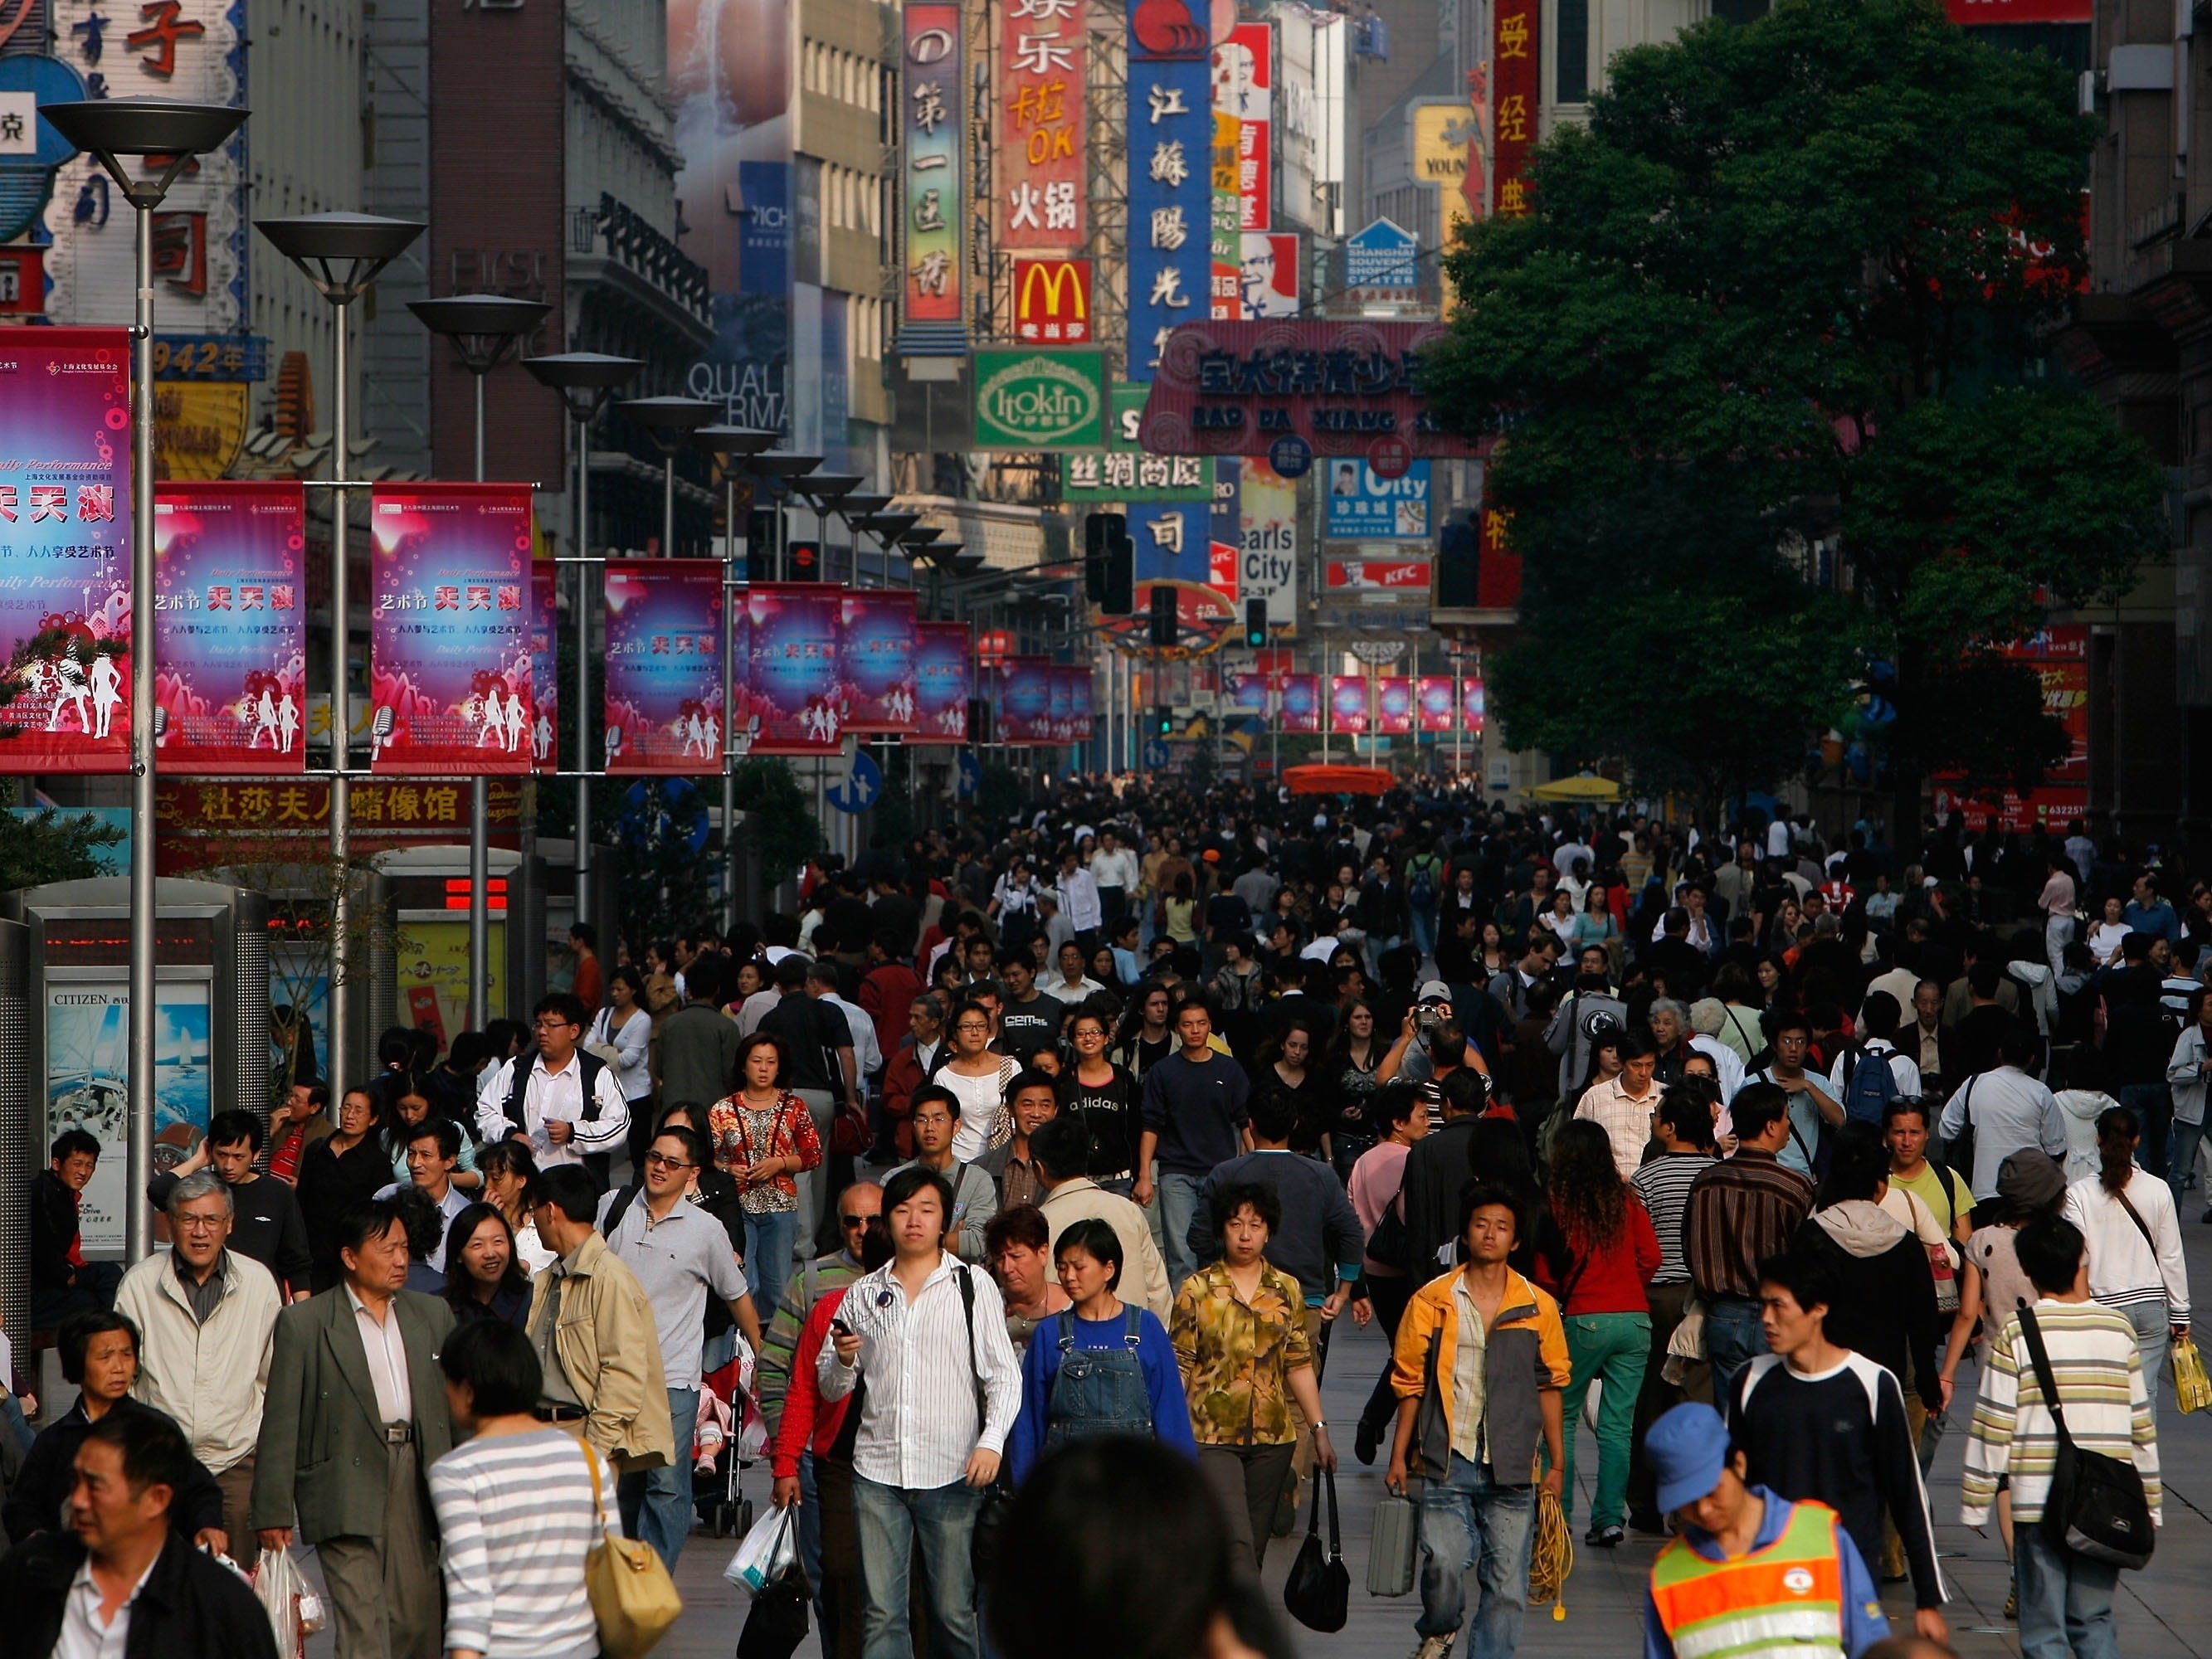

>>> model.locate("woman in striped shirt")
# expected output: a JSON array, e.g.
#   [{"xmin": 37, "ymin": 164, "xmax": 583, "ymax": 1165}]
[{"xmin": 429, "ymin": 1320, "xmax": 612, "ymax": 1659}]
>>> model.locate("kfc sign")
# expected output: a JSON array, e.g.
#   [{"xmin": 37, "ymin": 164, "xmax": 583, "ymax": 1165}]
[
  {"xmin": 1015, "ymin": 257, "xmax": 1093, "ymax": 344},
  {"xmin": 1327, "ymin": 558, "xmax": 1429, "ymax": 591}
]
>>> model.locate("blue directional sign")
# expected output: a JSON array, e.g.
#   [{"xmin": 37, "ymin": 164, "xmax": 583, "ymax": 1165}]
[
  {"xmin": 827, "ymin": 750, "xmax": 883, "ymax": 815},
  {"xmin": 1143, "ymin": 739, "xmax": 1171, "ymax": 768}
]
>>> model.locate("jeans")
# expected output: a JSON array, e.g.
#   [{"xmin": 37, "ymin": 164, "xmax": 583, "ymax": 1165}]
[
  {"xmin": 2015, "ymin": 1525, "xmax": 2120, "ymax": 1659},
  {"xmin": 744, "ymin": 1205, "xmax": 801, "ymax": 1315},
  {"xmin": 1415, "ymin": 1453, "xmax": 1536, "ymax": 1659},
  {"xmin": 2169, "ymin": 1117, "xmax": 2205, "ymax": 1203},
  {"xmin": 1703, "ymin": 1296, "xmax": 1768, "ymax": 1410},
  {"xmin": 2119, "ymin": 1084, "xmax": 2172, "ymax": 1176},
  {"xmin": 2115, "ymin": 1297, "xmax": 2170, "ymax": 1423},
  {"xmin": 1157, "ymin": 1170, "xmax": 1208, "ymax": 1291},
  {"xmin": 851, "ymin": 1474, "xmax": 982, "ymax": 1659},
  {"xmin": 1410, "ymin": 907, "xmax": 1437, "ymax": 964},
  {"xmin": 32, "ymin": 1260, "xmax": 122, "ymax": 1331},
  {"xmin": 617, "ymin": 1385, "xmax": 699, "ymax": 1569},
  {"xmin": 1558, "ymin": 1311, "xmax": 1650, "ymax": 1530}
]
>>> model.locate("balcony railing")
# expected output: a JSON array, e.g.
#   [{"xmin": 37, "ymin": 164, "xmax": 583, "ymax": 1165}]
[{"xmin": 570, "ymin": 193, "xmax": 711, "ymax": 325}]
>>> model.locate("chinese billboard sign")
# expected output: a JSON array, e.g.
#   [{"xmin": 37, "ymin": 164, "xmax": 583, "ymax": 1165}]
[
  {"xmin": 1220, "ymin": 23, "xmax": 1272, "ymax": 229},
  {"xmin": 1375, "ymin": 676, "xmax": 1413, "ymax": 734},
  {"xmin": 1000, "ymin": 0, "xmax": 1085, "ymax": 249},
  {"xmin": 974, "ymin": 348, "xmax": 1107, "ymax": 450},
  {"xmin": 1478, "ymin": 503, "xmax": 1523, "ymax": 609},
  {"xmin": 1417, "ymin": 675, "xmax": 1456, "ymax": 732},
  {"xmin": 0, "ymin": 329, "xmax": 133, "ymax": 773},
  {"xmin": 840, "ymin": 588, "xmax": 919, "ymax": 733},
  {"xmin": 1210, "ymin": 109, "xmax": 1241, "ymax": 320},
  {"xmin": 1015, "ymin": 256, "xmax": 1094, "ymax": 344},
  {"xmin": 602, "ymin": 559, "xmax": 724, "ymax": 775},
  {"xmin": 999, "ymin": 656, "xmax": 1056, "ymax": 741},
  {"xmin": 1326, "ymin": 458, "xmax": 1432, "ymax": 539},
  {"xmin": 153, "ymin": 480, "xmax": 305, "ymax": 775},
  {"xmin": 1065, "ymin": 382, "xmax": 1213, "ymax": 503},
  {"xmin": 1933, "ymin": 626, "xmax": 2088, "ymax": 831},
  {"xmin": 904, "ymin": 3, "xmax": 963, "ymax": 325},
  {"xmin": 912, "ymin": 620, "xmax": 972, "ymax": 743},
  {"xmin": 530, "ymin": 563, "xmax": 558, "ymax": 772},
  {"xmin": 1280, "ymin": 673, "xmax": 1320, "ymax": 732},
  {"xmin": 1227, "ymin": 672, "xmax": 1269, "ymax": 713},
  {"xmin": 1136, "ymin": 321, "xmax": 1479, "ymax": 459},
  {"xmin": 1238, "ymin": 457, "xmax": 1298, "ymax": 625},
  {"xmin": 1328, "ymin": 674, "xmax": 1369, "ymax": 734},
  {"xmin": 1493, "ymin": 0, "xmax": 1537, "ymax": 217},
  {"xmin": 368, "ymin": 484, "xmax": 535, "ymax": 776},
  {"xmin": 1327, "ymin": 558, "xmax": 1430, "ymax": 591},
  {"xmin": 1412, "ymin": 102, "xmax": 1482, "ymax": 241},
  {"xmin": 745, "ymin": 582, "xmax": 845, "ymax": 754},
  {"xmin": 1128, "ymin": 0, "xmax": 1213, "ymax": 380}
]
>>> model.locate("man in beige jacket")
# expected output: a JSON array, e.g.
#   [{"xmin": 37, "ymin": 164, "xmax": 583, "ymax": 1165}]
[
  {"xmin": 1032, "ymin": 1116, "xmax": 1173, "ymax": 1320},
  {"xmin": 527, "ymin": 1165, "xmax": 675, "ymax": 1481}
]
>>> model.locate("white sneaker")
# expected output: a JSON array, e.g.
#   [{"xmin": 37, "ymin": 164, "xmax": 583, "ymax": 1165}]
[{"xmin": 1411, "ymin": 1637, "xmax": 1454, "ymax": 1659}]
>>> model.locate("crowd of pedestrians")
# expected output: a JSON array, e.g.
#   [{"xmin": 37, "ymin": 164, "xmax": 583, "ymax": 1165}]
[{"xmin": 0, "ymin": 779, "xmax": 2203, "ymax": 1659}]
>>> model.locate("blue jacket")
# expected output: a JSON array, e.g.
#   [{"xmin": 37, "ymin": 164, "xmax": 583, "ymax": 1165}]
[{"xmin": 1007, "ymin": 1304, "xmax": 1194, "ymax": 1483}]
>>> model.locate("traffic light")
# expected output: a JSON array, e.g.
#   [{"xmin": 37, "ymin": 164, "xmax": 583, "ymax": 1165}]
[
  {"xmin": 1154, "ymin": 704, "xmax": 1174, "ymax": 737},
  {"xmin": 1435, "ymin": 515, "xmax": 1479, "ymax": 608},
  {"xmin": 1243, "ymin": 598, "xmax": 1268, "ymax": 649},
  {"xmin": 787, "ymin": 540, "xmax": 821, "ymax": 581},
  {"xmin": 968, "ymin": 697, "xmax": 993, "ymax": 745},
  {"xmin": 1148, "ymin": 584, "xmax": 1177, "ymax": 648},
  {"xmin": 1084, "ymin": 512, "xmax": 1134, "ymax": 614},
  {"xmin": 1084, "ymin": 512, "xmax": 1120, "ymax": 601}
]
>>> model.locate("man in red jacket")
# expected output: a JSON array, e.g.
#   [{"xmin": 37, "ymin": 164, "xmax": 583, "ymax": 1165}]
[
  {"xmin": 860, "ymin": 932, "xmax": 925, "ymax": 1063},
  {"xmin": 878, "ymin": 995, "xmax": 947, "ymax": 1160}
]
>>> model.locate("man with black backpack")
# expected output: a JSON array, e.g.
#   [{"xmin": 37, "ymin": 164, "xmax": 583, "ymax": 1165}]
[
  {"xmin": 1826, "ymin": 990, "xmax": 1920, "ymax": 1126},
  {"xmin": 475, "ymin": 992, "xmax": 631, "ymax": 1186}
]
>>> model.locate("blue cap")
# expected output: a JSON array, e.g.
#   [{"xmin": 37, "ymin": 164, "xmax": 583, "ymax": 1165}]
[{"xmin": 1646, "ymin": 1403, "xmax": 1729, "ymax": 1514}]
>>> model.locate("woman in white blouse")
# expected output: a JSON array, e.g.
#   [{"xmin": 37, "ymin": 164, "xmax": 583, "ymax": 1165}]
[
  {"xmin": 938, "ymin": 997, "xmax": 1017, "ymax": 1162},
  {"xmin": 587, "ymin": 966, "xmax": 654, "ymax": 1105},
  {"xmin": 2063, "ymin": 1104, "xmax": 2190, "ymax": 1413}
]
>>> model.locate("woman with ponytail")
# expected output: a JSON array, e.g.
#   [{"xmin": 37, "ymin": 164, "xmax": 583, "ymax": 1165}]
[{"xmin": 2063, "ymin": 1105, "xmax": 2190, "ymax": 1412}]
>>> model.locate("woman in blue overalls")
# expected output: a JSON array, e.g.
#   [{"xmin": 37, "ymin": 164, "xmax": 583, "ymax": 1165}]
[{"xmin": 1007, "ymin": 1219, "xmax": 1196, "ymax": 1484}]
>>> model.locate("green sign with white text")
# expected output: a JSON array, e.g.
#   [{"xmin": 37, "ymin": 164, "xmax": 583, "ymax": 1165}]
[
  {"xmin": 973, "ymin": 348, "xmax": 1106, "ymax": 450},
  {"xmin": 1064, "ymin": 382, "xmax": 1215, "ymax": 503}
]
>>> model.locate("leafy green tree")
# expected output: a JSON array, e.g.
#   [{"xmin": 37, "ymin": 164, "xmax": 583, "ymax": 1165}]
[
  {"xmin": 729, "ymin": 757, "xmax": 825, "ymax": 888},
  {"xmin": 0, "ymin": 790, "xmax": 125, "ymax": 890},
  {"xmin": 1424, "ymin": 0, "xmax": 2166, "ymax": 828}
]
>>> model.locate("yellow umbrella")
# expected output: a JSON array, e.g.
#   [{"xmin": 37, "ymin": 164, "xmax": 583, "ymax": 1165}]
[{"xmin": 1529, "ymin": 772, "xmax": 1625, "ymax": 803}]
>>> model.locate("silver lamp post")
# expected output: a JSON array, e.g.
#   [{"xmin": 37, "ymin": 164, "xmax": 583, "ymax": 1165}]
[
  {"xmin": 742, "ymin": 455, "xmax": 822, "ymax": 579},
  {"xmin": 44, "ymin": 99, "xmax": 248, "ymax": 1263},
  {"xmin": 689, "ymin": 425, "xmax": 779, "ymax": 932},
  {"xmin": 254, "ymin": 209, "xmax": 424, "ymax": 1138},
  {"xmin": 616, "ymin": 397, "xmax": 718, "ymax": 557},
  {"xmin": 407, "ymin": 294, "xmax": 552, "ymax": 1037},
  {"xmin": 791, "ymin": 474, "xmax": 865, "ymax": 582},
  {"xmin": 524, "ymin": 353, "xmax": 644, "ymax": 945}
]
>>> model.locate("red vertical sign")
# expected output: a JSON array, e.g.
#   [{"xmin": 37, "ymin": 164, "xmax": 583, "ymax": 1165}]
[
  {"xmin": 1491, "ymin": 0, "xmax": 1537, "ymax": 216},
  {"xmin": 999, "ymin": 0, "xmax": 1086, "ymax": 249}
]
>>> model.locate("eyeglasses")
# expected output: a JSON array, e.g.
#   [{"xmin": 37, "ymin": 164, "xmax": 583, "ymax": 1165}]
[
  {"xmin": 643, "ymin": 1151, "xmax": 694, "ymax": 1170},
  {"xmin": 173, "ymin": 1214, "xmax": 226, "ymax": 1231},
  {"xmin": 840, "ymin": 1214, "xmax": 872, "ymax": 1230},
  {"xmin": 535, "ymin": 1018, "xmax": 578, "ymax": 1033}
]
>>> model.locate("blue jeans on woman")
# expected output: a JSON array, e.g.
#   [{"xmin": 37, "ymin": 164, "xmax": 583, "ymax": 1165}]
[{"xmin": 744, "ymin": 1206, "xmax": 799, "ymax": 1317}]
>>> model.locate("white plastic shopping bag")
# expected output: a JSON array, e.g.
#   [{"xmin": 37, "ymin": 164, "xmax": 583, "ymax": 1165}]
[
  {"xmin": 723, "ymin": 1502, "xmax": 797, "ymax": 1593},
  {"xmin": 253, "ymin": 1546, "xmax": 324, "ymax": 1658}
]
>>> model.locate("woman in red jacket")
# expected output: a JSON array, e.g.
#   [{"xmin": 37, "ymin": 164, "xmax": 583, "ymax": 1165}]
[{"xmin": 1532, "ymin": 1118, "xmax": 1660, "ymax": 1549}]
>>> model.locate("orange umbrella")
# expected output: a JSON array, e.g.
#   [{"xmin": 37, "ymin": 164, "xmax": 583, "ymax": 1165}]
[{"xmin": 1283, "ymin": 763, "xmax": 1392, "ymax": 797}]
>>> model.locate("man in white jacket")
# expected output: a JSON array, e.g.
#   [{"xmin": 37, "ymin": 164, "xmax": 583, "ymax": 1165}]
[{"xmin": 113, "ymin": 1169, "xmax": 281, "ymax": 1554}]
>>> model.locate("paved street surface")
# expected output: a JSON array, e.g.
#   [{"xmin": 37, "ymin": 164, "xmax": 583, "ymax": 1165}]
[{"xmin": 298, "ymin": 1213, "xmax": 2212, "ymax": 1659}]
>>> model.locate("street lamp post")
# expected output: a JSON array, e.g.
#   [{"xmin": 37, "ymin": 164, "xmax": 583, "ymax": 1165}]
[
  {"xmin": 792, "ymin": 474, "xmax": 865, "ymax": 581},
  {"xmin": 690, "ymin": 425, "xmax": 779, "ymax": 932},
  {"xmin": 254, "ymin": 209, "xmax": 425, "ymax": 1150},
  {"xmin": 526, "ymin": 353, "xmax": 645, "ymax": 944},
  {"xmin": 407, "ymin": 294, "xmax": 552, "ymax": 1036},
  {"xmin": 616, "ymin": 397, "xmax": 718, "ymax": 557},
  {"xmin": 743, "ymin": 455, "xmax": 823, "ymax": 579},
  {"xmin": 45, "ymin": 99, "xmax": 249, "ymax": 1263}
]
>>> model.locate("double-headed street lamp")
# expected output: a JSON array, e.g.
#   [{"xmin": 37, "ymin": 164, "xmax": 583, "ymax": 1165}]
[
  {"xmin": 44, "ymin": 99, "xmax": 248, "ymax": 1262},
  {"xmin": 618, "ymin": 397, "xmax": 718, "ymax": 557},
  {"xmin": 253, "ymin": 209, "xmax": 424, "ymax": 1151},
  {"xmin": 410, "ymin": 295, "xmax": 552, "ymax": 1034},
  {"xmin": 524, "ymin": 353, "xmax": 644, "ymax": 941}
]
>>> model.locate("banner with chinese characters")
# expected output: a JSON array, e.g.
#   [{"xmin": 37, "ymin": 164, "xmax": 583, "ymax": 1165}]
[
  {"xmin": 912, "ymin": 620, "xmax": 972, "ymax": 743},
  {"xmin": 1327, "ymin": 459, "xmax": 1432, "ymax": 539},
  {"xmin": 744, "ymin": 581, "xmax": 845, "ymax": 755},
  {"xmin": 1328, "ymin": 675, "xmax": 1368, "ymax": 734},
  {"xmin": 1376, "ymin": 676, "xmax": 1413, "ymax": 734},
  {"xmin": 369, "ymin": 484, "xmax": 535, "ymax": 776},
  {"xmin": 840, "ymin": 587, "xmax": 918, "ymax": 733},
  {"xmin": 601, "ymin": 559, "xmax": 724, "ymax": 773},
  {"xmin": 154, "ymin": 778, "xmax": 524, "ymax": 871},
  {"xmin": 1210, "ymin": 108, "xmax": 1240, "ymax": 319},
  {"xmin": 999, "ymin": 657, "xmax": 1056, "ymax": 742},
  {"xmin": 1280, "ymin": 672, "xmax": 1320, "ymax": 732},
  {"xmin": 1416, "ymin": 675, "xmax": 1456, "ymax": 732},
  {"xmin": 0, "ymin": 329, "xmax": 132, "ymax": 773},
  {"xmin": 153, "ymin": 480, "xmax": 305, "ymax": 775},
  {"xmin": 1463, "ymin": 676, "xmax": 1486, "ymax": 732},
  {"xmin": 1128, "ymin": 502, "xmax": 1199, "ymax": 581},
  {"xmin": 1222, "ymin": 23, "xmax": 1272, "ymax": 229},
  {"xmin": 1127, "ymin": 0, "xmax": 1212, "ymax": 380},
  {"xmin": 1015, "ymin": 257, "xmax": 1093, "ymax": 344},
  {"xmin": 1068, "ymin": 662, "xmax": 1093, "ymax": 739},
  {"xmin": 1045, "ymin": 663, "xmax": 1074, "ymax": 741},
  {"xmin": 1065, "ymin": 382, "xmax": 1213, "ymax": 503},
  {"xmin": 1226, "ymin": 672, "xmax": 1269, "ymax": 713},
  {"xmin": 530, "ymin": 562, "xmax": 558, "ymax": 773},
  {"xmin": 1492, "ymin": 0, "xmax": 1537, "ymax": 217},
  {"xmin": 1478, "ymin": 499, "xmax": 1523, "ymax": 609},
  {"xmin": 999, "ymin": 0, "xmax": 1084, "ymax": 249},
  {"xmin": 904, "ymin": 2, "xmax": 963, "ymax": 324}
]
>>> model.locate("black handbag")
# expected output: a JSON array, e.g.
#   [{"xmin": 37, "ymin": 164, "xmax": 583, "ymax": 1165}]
[
  {"xmin": 736, "ymin": 1559, "xmax": 812, "ymax": 1659},
  {"xmin": 956, "ymin": 1266, "xmax": 1016, "ymax": 1583},
  {"xmin": 1367, "ymin": 1175, "xmax": 1411, "ymax": 1276},
  {"xmin": 1282, "ymin": 1468, "xmax": 1350, "ymax": 1632},
  {"xmin": 2017, "ymin": 1305, "xmax": 2156, "ymax": 1571}
]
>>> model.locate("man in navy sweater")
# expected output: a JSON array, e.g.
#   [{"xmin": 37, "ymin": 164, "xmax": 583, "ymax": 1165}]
[{"xmin": 1136, "ymin": 997, "xmax": 1250, "ymax": 1290}]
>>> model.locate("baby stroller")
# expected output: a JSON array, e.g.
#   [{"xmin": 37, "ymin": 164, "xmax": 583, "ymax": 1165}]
[{"xmin": 694, "ymin": 1332, "xmax": 764, "ymax": 1540}]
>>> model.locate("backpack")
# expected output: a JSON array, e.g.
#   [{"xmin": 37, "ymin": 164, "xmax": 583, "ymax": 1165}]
[
  {"xmin": 1840, "ymin": 1044, "xmax": 1903, "ymax": 1126},
  {"xmin": 1407, "ymin": 858, "xmax": 1438, "ymax": 912}
]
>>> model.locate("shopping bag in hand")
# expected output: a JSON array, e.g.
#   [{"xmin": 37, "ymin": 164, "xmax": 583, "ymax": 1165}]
[{"xmin": 724, "ymin": 1502, "xmax": 800, "ymax": 1593}]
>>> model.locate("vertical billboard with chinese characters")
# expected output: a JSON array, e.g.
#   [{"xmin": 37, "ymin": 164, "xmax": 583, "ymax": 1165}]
[
  {"xmin": 368, "ymin": 484, "xmax": 535, "ymax": 776},
  {"xmin": 904, "ymin": 2, "xmax": 963, "ymax": 328},
  {"xmin": 0, "ymin": 330, "xmax": 132, "ymax": 773},
  {"xmin": 1209, "ymin": 106, "xmax": 1240, "ymax": 320},
  {"xmin": 840, "ymin": 588, "xmax": 918, "ymax": 733},
  {"xmin": 912, "ymin": 620, "xmax": 972, "ymax": 742},
  {"xmin": 1329, "ymin": 674, "xmax": 1369, "ymax": 735},
  {"xmin": 745, "ymin": 582, "xmax": 845, "ymax": 754},
  {"xmin": 602, "ymin": 559, "xmax": 725, "ymax": 774},
  {"xmin": 1128, "ymin": 0, "xmax": 1212, "ymax": 379},
  {"xmin": 1000, "ymin": 0, "xmax": 1084, "ymax": 250},
  {"xmin": 1279, "ymin": 673, "xmax": 1320, "ymax": 732},
  {"xmin": 1221, "ymin": 23, "xmax": 1272, "ymax": 229},
  {"xmin": 153, "ymin": 481, "xmax": 306, "ymax": 775},
  {"xmin": 50, "ymin": 0, "xmax": 246, "ymax": 336},
  {"xmin": 1492, "ymin": 0, "xmax": 1537, "ymax": 217}
]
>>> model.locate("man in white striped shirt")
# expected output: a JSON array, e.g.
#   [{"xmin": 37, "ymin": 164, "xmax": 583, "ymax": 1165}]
[
  {"xmin": 430, "ymin": 1320, "xmax": 610, "ymax": 1659},
  {"xmin": 820, "ymin": 1165, "xmax": 1021, "ymax": 1659}
]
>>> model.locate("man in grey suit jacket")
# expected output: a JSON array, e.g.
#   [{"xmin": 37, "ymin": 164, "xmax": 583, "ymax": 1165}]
[{"xmin": 251, "ymin": 1196, "xmax": 455, "ymax": 1659}]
